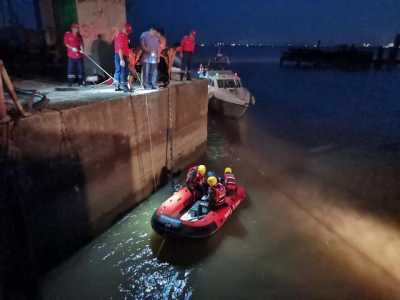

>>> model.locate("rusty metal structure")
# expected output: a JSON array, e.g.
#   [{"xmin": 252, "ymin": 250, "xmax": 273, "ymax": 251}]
[{"xmin": 0, "ymin": 60, "xmax": 28, "ymax": 122}]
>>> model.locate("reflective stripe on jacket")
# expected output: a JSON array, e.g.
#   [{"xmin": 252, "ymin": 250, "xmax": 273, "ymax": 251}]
[
  {"xmin": 212, "ymin": 183, "xmax": 226, "ymax": 206},
  {"xmin": 224, "ymin": 173, "xmax": 237, "ymax": 190}
]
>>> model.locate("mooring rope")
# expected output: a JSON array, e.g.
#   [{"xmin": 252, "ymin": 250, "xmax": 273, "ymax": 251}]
[
  {"xmin": 167, "ymin": 87, "xmax": 176, "ymax": 192},
  {"xmin": 145, "ymin": 94, "xmax": 157, "ymax": 190},
  {"xmin": 156, "ymin": 237, "xmax": 166, "ymax": 257}
]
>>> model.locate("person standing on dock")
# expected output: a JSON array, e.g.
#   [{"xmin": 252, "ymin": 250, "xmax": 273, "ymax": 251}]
[
  {"xmin": 64, "ymin": 23, "xmax": 85, "ymax": 87},
  {"xmin": 180, "ymin": 30, "xmax": 197, "ymax": 81},
  {"xmin": 140, "ymin": 26, "xmax": 161, "ymax": 90},
  {"xmin": 114, "ymin": 23, "xmax": 133, "ymax": 93},
  {"xmin": 157, "ymin": 28, "xmax": 170, "ymax": 87}
]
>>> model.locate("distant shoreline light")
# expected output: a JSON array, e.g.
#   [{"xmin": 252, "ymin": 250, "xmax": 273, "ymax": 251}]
[{"xmin": 197, "ymin": 42, "xmax": 399, "ymax": 49}]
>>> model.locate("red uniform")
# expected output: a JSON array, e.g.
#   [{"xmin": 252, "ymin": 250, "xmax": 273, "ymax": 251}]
[
  {"xmin": 114, "ymin": 32, "xmax": 130, "ymax": 56},
  {"xmin": 64, "ymin": 32, "xmax": 83, "ymax": 59},
  {"xmin": 180, "ymin": 35, "xmax": 196, "ymax": 53},
  {"xmin": 186, "ymin": 166, "xmax": 205, "ymax": 190},
  {"xmin": 210, "ymin": 183, "xmax": 226, "ymax": 207},
  {"xmin": 224, "ymin": 173, "xmax": 237, "ymax": 194}
]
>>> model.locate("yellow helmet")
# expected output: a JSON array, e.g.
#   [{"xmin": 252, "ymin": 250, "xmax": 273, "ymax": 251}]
[
  {"xmin": 207, "ymin": 176, "xmax": 218, "ymax": 187},
  {"xmin": 224, "ymin": 167, "xmax": 233, "ymax": 174},
  {"xmin": 197, "ymin": 164, "xmax": 206, "ymax": 175}
]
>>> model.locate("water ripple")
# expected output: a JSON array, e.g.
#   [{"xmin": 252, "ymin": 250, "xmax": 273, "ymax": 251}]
[{"xmin": 116, "ymin": 245, "xmax": 193, "ymax": 299}]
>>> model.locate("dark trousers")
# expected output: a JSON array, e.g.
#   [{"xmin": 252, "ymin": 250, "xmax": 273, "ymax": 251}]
[
  {"xmin": 114, "ymin": 54, "xmax": 128, "ymax": 87},
  {"xmin": 142, "ymin": 62, "xmax": 158, "ymax": 89},
  {"xmin": 158, "ymin": 57, "xmax": 169, "ymax": 87},
  {"xmin": 67, "ymin": 58, "xmax": 85, "ymax": 85},
  {"xmin": 181, "ymin": 51, "xmax": 193, "ymax": 80}
]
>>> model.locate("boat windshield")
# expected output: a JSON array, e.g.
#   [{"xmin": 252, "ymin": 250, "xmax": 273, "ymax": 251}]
[
  {"xmin": 208, "ymin": 61, "xmax": 229, "ymax": 70},
  {"xmin": 217, "ymin": 79, "xmax": 241, "ymax": 89}
]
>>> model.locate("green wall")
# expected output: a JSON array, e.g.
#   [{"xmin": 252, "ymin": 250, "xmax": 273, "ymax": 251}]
[{"xmin": 53, "ymin": 0, "xmax": 77, "ymax": 33}]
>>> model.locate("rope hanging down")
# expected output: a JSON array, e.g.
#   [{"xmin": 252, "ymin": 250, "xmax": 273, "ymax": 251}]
[
  {"xmin": 167, "ymin": 87, "xmax": 177, "ymax": 192},
  {"xmin": 145, "ymin": 94, "xmax": 157, "ymax": 190}
]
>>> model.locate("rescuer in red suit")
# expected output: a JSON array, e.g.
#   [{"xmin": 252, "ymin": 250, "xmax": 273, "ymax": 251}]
[
  {"xmin": 223, "ymin": 167, "xmax": 237, "ymax": 195},
  {"xmin": 179, "ymin": 30, "xmax": 196, "ymax": 81},
  {"xmin": 186, "ymin": 164, "xmax": 207, "ymax": 199},
  {"xmin": 64, "ymin": 23, "xmax": 85, "ymax": 86},
  {"xmin": 207, "ymin": 176, "xmax": 226, "ymax": 209},
  {"xmin": 114, "ymin": 23, "xmax": 133, "ymax": 92}
]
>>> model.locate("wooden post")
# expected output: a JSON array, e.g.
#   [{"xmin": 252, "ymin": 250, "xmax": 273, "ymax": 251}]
[{"xmin": 0, "ymin": 60, "xmax": 29, "ymax": 117}]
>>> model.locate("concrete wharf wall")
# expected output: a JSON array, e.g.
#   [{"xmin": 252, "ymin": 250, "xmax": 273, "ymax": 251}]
[{"xmin": 0, "ymin": 80, "xmax": 208, "ymax": 273}]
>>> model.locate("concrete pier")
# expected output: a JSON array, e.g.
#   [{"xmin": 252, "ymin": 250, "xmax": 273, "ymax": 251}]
[{"xmin": 0, "ymin": 80, "xmax": 208, "ymax": 272}]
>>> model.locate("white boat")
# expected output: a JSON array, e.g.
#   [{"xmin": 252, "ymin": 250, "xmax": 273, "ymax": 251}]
[
  {"xmin": 206, "ymin": 70, "xmax": 255, "ymax": 118},
  {"xmin": 199, "ymin": 51, "xmax": 255, "ymax": 118},
  {"xmin": 172, "ymin": 49, "xmax": 255, "ymax": 118}
]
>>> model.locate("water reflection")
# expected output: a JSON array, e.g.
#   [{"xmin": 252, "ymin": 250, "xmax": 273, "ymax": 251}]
[{"xmin": 42, "ymin": 103, "xmax": 400, "ymax": 299}]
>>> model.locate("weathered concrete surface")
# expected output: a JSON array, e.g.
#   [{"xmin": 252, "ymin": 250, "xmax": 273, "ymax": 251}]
[
  {"xmin": 76, "ymin": 0, "xmax": 126, "ymax": 74},
  {"xmin": 76, "ymin": 0, "xmax": 126, "ymax": 46},
  {"xmin": 0, "ymin": 80, "xmax": 207, "ymax": 272},
  {"xmin": 38, "ymin": 0, "xmax": 57, "ymax": 47}
]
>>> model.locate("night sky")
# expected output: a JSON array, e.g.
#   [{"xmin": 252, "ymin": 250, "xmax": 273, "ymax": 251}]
[
  {"xmin": 127, "ymin": 0, "xmax": 400, "ymax": 45},
  {"xmin": 1, "ymin": 0, "xmax": 399, "ymax": 46}
]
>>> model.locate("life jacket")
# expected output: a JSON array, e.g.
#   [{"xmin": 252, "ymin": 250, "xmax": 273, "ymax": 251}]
[
  {"xmin": 128, "ymin": 48, "xmax": 142, "ymax": 68},
  {"xmin": 224, "ymin": 173, "xmax": 237, "ymax": 193},
  {"xmin": 186, "ymin": 166, "xmax": 205, "ymax": 188},
  {"xmin": 211, "ymin": 183, "xmax": 226, "ymax": 207}
]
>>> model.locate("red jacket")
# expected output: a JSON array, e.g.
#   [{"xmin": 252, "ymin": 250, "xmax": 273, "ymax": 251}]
[
  {"xmin": 64, "ymin": 32, "xmax": 83, "ymax": 59},
  {"xmin": 180, "ymin": 35, "xmax": 196, "ymax": 53},
  {"xmin": 210, "ymin": 183, "xmax": 226, "ymax": 207},
  {"xmin": 224, "ymin": 173, "xmax": 237, "ymax": 192},
  {"xmin": 114, "ymin": 32, "xmax": 130, "ymax": 56},
  {"xmin": 186, "ymin": 166, "xmax": 205, "ymax": 189}
]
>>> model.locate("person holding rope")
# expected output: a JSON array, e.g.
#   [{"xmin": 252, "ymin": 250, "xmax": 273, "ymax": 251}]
[
  {"xmin": 114, "ymin": 23, "xmax": 133, "ymax": 93},
  {"xmin": 64, "ymin": 23, "xmax": 85, "ymax": 87},
  {"xmin": 157, "ymin": 28, "xmax": 170, "ymax": 87}
]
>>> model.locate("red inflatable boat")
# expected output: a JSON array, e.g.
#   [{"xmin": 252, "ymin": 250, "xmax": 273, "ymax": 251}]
[{"xmin": 151, "ymin": 186, "xmax": 246, "ymax": 238}]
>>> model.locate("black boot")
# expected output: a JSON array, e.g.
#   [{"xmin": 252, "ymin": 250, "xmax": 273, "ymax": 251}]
[{"xmin": 121, "ymin": 83, "xmax": 132, "ymax": 93}]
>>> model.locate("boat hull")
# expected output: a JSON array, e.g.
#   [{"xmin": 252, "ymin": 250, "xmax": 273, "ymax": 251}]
[
  {"xmin": 151, "ymin": 186, "xmax": 246, "ymax": 238},
  {"xmin": 209, "ymin": 97, "xmax": 249, "ymax": 119}
]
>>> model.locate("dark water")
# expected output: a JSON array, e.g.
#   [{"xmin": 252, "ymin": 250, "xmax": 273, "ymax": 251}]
[{"xmin": 42, "ymin": 49, "xmax": 400, "ymax": 299}]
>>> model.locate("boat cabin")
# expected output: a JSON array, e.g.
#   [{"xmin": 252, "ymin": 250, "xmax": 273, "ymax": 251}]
[{"xmin": 207, "ymin": 71, "xmax": 242, "ymax": 90}]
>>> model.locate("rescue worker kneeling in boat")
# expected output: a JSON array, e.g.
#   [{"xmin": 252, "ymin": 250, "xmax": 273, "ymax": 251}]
[
  {"xmin": 223, "ymin": 167, "xmax": 237, "ymax": 195},
  {"xmin": 186, "ymin": 164, "xmax": 207, "ymax": 200},
  {"xmin": 207, "ymin": 176, "xmax": 226, "ymax": 209}
]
